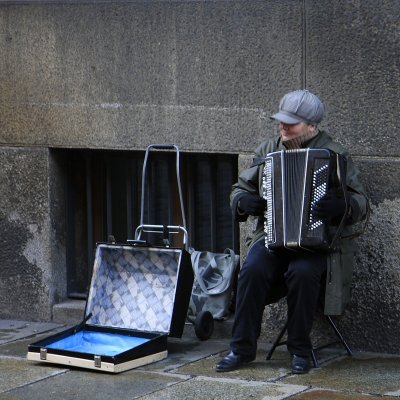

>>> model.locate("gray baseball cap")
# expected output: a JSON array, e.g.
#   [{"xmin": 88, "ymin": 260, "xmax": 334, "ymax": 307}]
[{"xmin": 271, "ymin": 90, "xmax": 325, "ymax": 125}]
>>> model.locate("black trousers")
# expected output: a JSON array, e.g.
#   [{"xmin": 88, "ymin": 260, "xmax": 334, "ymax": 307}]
[{"xmin": 230, "ymin": 240, "xmax": 327, "ymax": 358}]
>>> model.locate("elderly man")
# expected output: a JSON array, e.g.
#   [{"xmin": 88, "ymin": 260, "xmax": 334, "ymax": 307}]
[{"xmin": 216, "ymin": 90, "xmax": 369, "ymax": 374}]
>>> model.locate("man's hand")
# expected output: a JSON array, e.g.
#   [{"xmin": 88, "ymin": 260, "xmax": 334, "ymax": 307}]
[
  {"xmin": 237, "ymin": 193, "xmax": 268, "ymax": 216},
  {"xmin": 312, "ymin": 191, "xmax": 347, "ymax": 220}
]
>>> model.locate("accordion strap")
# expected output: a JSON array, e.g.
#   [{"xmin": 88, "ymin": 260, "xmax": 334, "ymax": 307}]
[
  {"xmin": 328, "ymin": 154, "xmax": 350, "ymax": 249},
  {"xmin": 250, "ymin": 157, "xmax": 266, "ymax": 168}
]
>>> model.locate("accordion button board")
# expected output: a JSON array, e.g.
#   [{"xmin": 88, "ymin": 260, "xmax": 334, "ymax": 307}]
[{"xmin": 262, "ymin": 148, "xmax": 345, "ymax": 251}]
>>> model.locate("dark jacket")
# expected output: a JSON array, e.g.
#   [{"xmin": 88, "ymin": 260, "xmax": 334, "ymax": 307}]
[{"xmin": 231, "ymin": 131, "xmax": 369, "ymax": 315}]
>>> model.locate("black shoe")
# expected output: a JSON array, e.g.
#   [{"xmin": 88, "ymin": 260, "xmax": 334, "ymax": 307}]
[
  {"xmin": 291, "ymin": 354, "xmax": 311, "ymax": 374},
  {"xmin": 216, "ymin": 351, "xmax": 255, "ymax": 372}
]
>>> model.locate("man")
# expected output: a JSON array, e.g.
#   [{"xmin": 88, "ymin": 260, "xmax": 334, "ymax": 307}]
[{"xmin": 216, "ymin": 90, "xmax": 369, "ymax": 374}]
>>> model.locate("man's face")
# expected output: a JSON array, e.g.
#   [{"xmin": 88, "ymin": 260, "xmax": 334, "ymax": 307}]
[{"xmin": 279, "ymin": 122, "xmax": 315, "ymax": 142}]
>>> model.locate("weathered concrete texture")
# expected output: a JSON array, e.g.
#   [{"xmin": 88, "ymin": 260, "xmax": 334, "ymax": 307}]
[
  {"xmin": 356, "ymin": 158, "xmax": 400, "ymax": 206},
  {"xmin": 52, "ymin": 299, "xmax": 85, "ymax": 325},
  {"xmin": 292, "ymin": 390, "xmax": 400, "ymax": 400},
  {"xmin": 0, "ymin": 148, "xmax": 54, "ymax": 321},
  {"xmin": 177, "ymin": 350, "xmax": 400, "ymax": 398},
  {"xmin": 138, "ymin": 378, "xmax": 306, "ymax": 400},
  {"xmin": 10, "ymin": 367, "xmax": 189, "ymax": 400},
  {"xmin": 286, "ymin": 354, "xmax": 400, "ymax": 396},
  {"xmin": 305, "ymin": 0, "xmax": 400, "ymax": 156},
  {"xmin": 0, "ymin": 358, "xmax": 67, "ymax": 393},
  {"xmin": 47, "ymin": 150, "xmax": 68, "ymax": 305},
  {"xmin": 0, "ymin": 103, "xmax": 274, "ymax": 153},
  {"xmin": 0, "ymin": 320, "xmax": 62, "ymax": 346},
  {"xmin": 2, "ymin": 1, "xmax": 398, "ymax": 156},
  {"xmin": 0, "ymin": 1, "xmax": 302, "ymax": 153},
  {"xmin": 292, "ymin": 391, "xmax": 399, "ymax": 400},
  {"xmin": 341, "ymin": 198, "xmax": 400, "ymax": 354}
]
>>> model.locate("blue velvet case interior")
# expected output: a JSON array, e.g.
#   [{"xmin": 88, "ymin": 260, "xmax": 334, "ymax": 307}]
[{"xmin": 46, "ymin": 330, "xmax": 150, "ymax": 357}]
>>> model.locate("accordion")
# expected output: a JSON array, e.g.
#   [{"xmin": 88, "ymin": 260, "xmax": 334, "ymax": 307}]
[{"xmin": 262, "ymin": 148, "xmax": 346, "ymax": 251}]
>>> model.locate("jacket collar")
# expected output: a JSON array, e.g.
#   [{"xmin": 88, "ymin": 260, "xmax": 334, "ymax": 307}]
[{"xmin": 276, "ymin": 130, "xmax": 332, "ymax": 150}]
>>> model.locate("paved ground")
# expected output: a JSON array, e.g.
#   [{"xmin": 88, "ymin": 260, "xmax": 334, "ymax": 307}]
[{"xmin": 1, "ymin": 319, "xmax": 400, "ymax": 400}]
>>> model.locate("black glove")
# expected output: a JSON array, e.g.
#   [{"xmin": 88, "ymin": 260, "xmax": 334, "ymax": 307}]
[
  {"xmin": 312, "ymin": 191, "xmax": 347, "ymax": 221},
  {"xmin": 237, "ymin": 193, "xmax": 267, "ymax": 216}
]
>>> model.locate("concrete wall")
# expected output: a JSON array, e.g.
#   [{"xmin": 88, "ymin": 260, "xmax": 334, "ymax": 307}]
[
  {"xmin": 0, "ymin": 0, "xmax": 302, "ymax": 151},
  {"xmin": 0, "ymin": 1, "xmax": 399, "ymax": 353},
  {"xmin": 0, "ymin": 147, "xmax": 66, "ymax": 320}
]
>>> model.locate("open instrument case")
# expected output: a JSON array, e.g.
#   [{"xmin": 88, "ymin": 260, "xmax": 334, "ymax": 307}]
[
  {"xmin": 27, "ymin": 241, "xmax": 193, "ymax": 373},
  {"xmin": 27, "ymin": 145, "xmax": 195, "ymax": 373}
]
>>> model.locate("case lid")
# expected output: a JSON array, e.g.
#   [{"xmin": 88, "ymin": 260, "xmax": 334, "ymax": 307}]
[{"xmin": 85, "ymin": 244, "xmax": 185, "ymax": 334}]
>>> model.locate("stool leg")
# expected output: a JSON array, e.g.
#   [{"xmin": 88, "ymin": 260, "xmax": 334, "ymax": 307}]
[
  {"xmin": 267, "ymin": 316, "xmax": 352, "ymax": 367},
  {"xmin": 310, "ymin": 349, "xmax": 319, "ymax": 368},
  {"xmin": 266, "ymin": 320, "xmax": 288, "ymax": 360},
  {"xmin": 326, "ymin": 315, "xmax": 353, "ymax": 356}
]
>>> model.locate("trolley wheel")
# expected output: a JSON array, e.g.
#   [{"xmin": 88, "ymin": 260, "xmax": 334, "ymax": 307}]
[{"xmin": 194, "ymin": 311, "xmax": 214, "ymax": 341}]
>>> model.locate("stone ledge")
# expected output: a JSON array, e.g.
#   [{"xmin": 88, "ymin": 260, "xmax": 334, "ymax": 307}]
[{"xmin": 52, "ymin": 300, "xmax": 85, "ymax": 325}]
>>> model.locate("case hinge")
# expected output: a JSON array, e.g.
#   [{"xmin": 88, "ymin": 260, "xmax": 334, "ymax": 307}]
[
  {"xmin": 40, "ymin": 348, "xmax": 47, "ymax": 360},
  {"xmin": 94, "ymin": 355, "xmax": 101, "ymax": 368}
]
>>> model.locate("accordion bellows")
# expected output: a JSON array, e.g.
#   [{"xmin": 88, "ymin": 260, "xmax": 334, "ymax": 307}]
[{"xmin": 262, "ymin": 148, "xmax": 346, "ymax": 251}]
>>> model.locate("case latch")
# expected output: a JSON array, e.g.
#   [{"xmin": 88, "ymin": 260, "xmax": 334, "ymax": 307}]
[
  {"xmin": 94, "ymin": 355, "xmax": 101, "ymax": 368},
  {"xmin": 40, "ymin": 348, "xmax": 47, "ymax": 360}
]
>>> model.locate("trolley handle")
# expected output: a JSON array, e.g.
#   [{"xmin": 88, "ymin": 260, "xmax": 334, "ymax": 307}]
[
  {"xmin": 133, "ymin": 224, "xmax": 189, "ymax": 251},
  {"xmin": 146, "ymin": 144, "xmax": 178, "ymax": 151},
  {"xmin": 140, "ymin": 144, "xmax": 187, "ymax": 242}
]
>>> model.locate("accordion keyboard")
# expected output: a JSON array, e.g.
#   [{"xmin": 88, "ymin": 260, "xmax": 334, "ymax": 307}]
[
  {"xmin": 263, "ymin": 157, "xmax": 275, "ymax": 244},
  {"xmin": 308, "ymin": 161, "xmax": 329, "ymax": 234}
]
